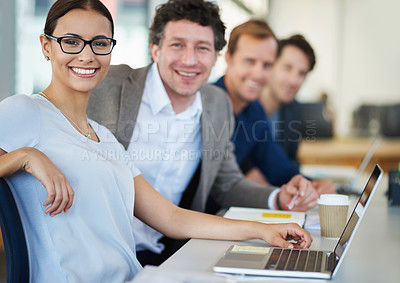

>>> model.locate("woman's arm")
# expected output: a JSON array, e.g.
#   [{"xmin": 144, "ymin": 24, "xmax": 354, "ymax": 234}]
[
  {"xmin": 0, "ymin": 147, "xmax": 74, "ymax": 216},
  {"xmin": 134, "ymin": 175, "xmax": 312, "ymax": 249}
]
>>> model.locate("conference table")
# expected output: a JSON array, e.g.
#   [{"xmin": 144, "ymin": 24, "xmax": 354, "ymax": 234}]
[
  {"xmin": 133, "ymin": 174, "xmax": 400, "ymax": 282},
  {"xmin": 298, "ymin": 137, "xmax": 400, "ymax": 173}
]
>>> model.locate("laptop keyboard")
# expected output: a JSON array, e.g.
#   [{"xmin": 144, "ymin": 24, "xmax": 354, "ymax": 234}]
[{"xmin": 265, "ymin": 248, "xmax": 325, "ymax": 272}]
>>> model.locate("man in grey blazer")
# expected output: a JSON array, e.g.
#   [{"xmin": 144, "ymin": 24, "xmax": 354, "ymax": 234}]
[{"xmin": 88, "ymin": 0, "xmax": 317, "ymax": 266}]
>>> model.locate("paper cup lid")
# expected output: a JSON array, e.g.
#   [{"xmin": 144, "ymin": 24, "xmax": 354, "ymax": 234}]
[{"xmin": 317, "ymin": 194, "xmax": 350, "ymax": 206}]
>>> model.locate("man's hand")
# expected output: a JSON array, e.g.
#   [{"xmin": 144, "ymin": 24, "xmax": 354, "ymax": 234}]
[
  {"xmin": 278, "ymin": 174, "xmax": 318, "ymax": 212},
  {"xmin": 312, "ymin": 178, "xmax": 337, "ymax": 195}
]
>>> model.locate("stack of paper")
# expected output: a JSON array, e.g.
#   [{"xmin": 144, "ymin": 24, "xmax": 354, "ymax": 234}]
[{"xmin": 223, "ymin": 206, "xmax": 306, "ymax": 227}]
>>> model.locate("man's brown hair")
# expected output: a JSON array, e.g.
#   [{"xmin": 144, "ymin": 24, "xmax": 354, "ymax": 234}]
[
  {"xmin": 278, "ymin": 34, "xmax": 316, "ymax": 71},
  {"xmin": 227, "ymin": 19, "xmax": 276, "ymax": 55}
]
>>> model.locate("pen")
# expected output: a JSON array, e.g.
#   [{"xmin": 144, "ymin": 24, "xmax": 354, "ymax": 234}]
[{"xmin": 285, "ymin": 192, "xmax": 299, "ymax": 211}]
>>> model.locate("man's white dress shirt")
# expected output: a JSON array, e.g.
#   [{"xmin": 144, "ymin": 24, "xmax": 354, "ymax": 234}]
[{"xmin": 127, "ymin": 63, "xmax": 202, "ymax": 253}]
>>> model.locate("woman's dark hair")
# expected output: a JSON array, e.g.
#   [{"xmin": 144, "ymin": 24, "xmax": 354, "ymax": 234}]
[
  {"xmin": 149, "ymin": 0, "xmax": 226, "ymax": 51},
  {"xmin": 277, "ymin": 34, "xmax": 316, "ymax": 71},
  {"xmin": 44, "ymin": 0, "xmax": 114, "ymax": 37}
]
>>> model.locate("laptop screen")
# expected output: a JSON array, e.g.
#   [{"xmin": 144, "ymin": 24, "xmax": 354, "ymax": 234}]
[{"xmin": 334, "ymin": 165, "xmax": 381, "ymax": 259}]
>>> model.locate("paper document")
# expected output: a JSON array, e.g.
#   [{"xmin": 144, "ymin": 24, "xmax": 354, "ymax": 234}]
[{"xmin": 223, "ymin": 206, "xmax": 306, "ymax": 227}]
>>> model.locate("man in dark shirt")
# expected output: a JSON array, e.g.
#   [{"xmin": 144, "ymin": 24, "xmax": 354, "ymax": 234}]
[
  {"xmin": 260, "ymin": 34, "xmax": 316, "ymax": 165},
  {"xmin": 254, "ymin": 34, "xmax": 335, "ymax": 193},
  {"xmin": 214, "ymin": 19, "xmax": 300, "ymax": 186},
  {"xmin": 214, "ymin": 20, "xmax": 335, "ymax": 193}
]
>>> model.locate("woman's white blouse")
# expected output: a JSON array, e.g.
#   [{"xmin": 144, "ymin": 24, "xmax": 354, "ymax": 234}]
[{"xmin": 0, "ymin": 94, "xmax": 142, "ymax": 282}]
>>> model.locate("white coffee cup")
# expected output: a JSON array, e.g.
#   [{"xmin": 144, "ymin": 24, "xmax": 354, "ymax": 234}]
[{"xmin": 317, "ymin": 194, "xmax": 350, "ymax": 238}]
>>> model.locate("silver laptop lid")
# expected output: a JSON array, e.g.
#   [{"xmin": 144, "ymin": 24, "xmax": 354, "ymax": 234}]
[
  {"xmin": 331, "ymin": 164, "xmax": 382, "ymax": 277},
  {"xmin": 348, "ymin": 137, "xmax": 380, "ymax": 191}
]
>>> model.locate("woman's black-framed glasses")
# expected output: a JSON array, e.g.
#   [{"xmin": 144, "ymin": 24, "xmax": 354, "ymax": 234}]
[{"xmin": 45, "ymin": 34, "xmax": 116, "ymax": 55}]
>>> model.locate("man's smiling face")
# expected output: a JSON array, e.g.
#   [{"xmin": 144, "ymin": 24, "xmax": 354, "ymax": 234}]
[{"xmin": 150, "ymin": 19, "xmax": 218, "ymax": 101}]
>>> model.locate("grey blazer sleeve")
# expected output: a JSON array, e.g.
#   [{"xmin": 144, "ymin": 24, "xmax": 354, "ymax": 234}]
[
  {"xmin": 88, "ymin": 64, "xmax": 130, "ymax": 137},
  {"xmin": 201, "ymin": 85, "xmax": 276, "ymax": 209},
  {"xmin": 88, "ymin": 64, "xmax": 148, "ymax": 149}
]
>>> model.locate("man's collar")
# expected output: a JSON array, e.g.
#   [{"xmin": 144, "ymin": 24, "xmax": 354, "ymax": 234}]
[{"xmin": 142, "ymin": 63, "xmax": 173, "ymax": 115}]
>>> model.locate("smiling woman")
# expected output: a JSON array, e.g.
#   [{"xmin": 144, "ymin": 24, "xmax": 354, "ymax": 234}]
[
  {"xmin": 0, "ymin": 0, "xmax": 144, "ymax": 281},
  {"xmin": 40, "ymin": 7, "xmax": 113, "ymax": 100}
]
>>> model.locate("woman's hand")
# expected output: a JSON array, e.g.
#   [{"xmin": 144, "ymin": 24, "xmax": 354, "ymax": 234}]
[
  {"xmin": 261, "ymin": 223, "xmax": 312, "ymax": 249},
  {"xmin": 0, "ymin": 147, "xmax": 74, "ymax": 216}
]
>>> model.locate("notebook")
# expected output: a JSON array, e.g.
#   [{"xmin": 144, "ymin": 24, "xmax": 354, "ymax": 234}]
[
  {"xmin": 223, "ymin": 207, "xmax": 306, "ymax": 227},
  {"xmin": 213, "ymin": 165, "xmax": 382, "ymax": 279}
]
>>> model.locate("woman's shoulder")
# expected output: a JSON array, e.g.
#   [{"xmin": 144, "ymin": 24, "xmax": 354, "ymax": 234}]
[
  {"xmin": 0, "ymin": 94, "xmax": 41, "ymax": 151},
  {"xmin": 1, "ymin": 93, "xmax": 33, "ymax": 103},
  {"xmin": 0, "ymin": 94, "xmax": 41, "ymax": 116},
  {"xmin": 1, "ymin": 93, "xmax": 41, "ymax": 105}
]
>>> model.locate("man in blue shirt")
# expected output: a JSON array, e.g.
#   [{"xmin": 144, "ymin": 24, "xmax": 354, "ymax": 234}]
[
  {"xmin": 215, "ymin": 20, "xmax": 335, "ymax": 193},
  {"xmin": 252, "ymin": 34, "xmax": 335, "ymax": 193},
  {"xmin": 259, "ymin": 34, "xmax": 316, "ymax": 165},
  {"xmin": 214, "ymin": 19, "xmax": 299, "ymax": 186}
]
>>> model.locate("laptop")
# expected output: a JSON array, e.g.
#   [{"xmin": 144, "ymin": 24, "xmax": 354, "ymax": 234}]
[
  {"xmin": 336, "ymin": 137, "xmax": 380, "ymax": 195},
  {"xmin": 302, "ymin": 137, "xmax": 380, "ymax": 195},
  {"xmin": 213, "ymin": 165, "xmax": 383, "ymax": 280}
]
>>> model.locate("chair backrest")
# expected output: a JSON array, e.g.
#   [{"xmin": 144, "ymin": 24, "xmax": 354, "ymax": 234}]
[
  {"xmin": 380, "ymin": 104, "xmax": 400, "ymax": 137},
  {"xmin": 0, "ymin": 178, "xmax": 29, "ymax": 282},
  {"xmin": 299, "ymin": 102, "xmax": 334, "ymax": 139}
]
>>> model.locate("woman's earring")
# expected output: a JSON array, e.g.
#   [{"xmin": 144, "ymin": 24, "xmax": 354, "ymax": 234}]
[{"xmin": 44, "ymin": 56, "xmax": 50, "ymax": 61}]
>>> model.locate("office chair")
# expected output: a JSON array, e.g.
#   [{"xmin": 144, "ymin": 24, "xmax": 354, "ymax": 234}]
[
  {"xmin": 0, "ymin": 178, "xmax": 29, "ymax": 282},
  {"xmin": 380, "ymin": 104, "xmax": 400, "ymax": 137},
  {"xmin": 299, "ymin": 102, "xmax": 333, "ymax": 139}
]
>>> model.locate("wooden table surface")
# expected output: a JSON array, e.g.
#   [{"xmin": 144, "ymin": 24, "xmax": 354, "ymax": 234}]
[{"xmin": 298, "ymin": 137, "xmax": 400, "ymax": 172}]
